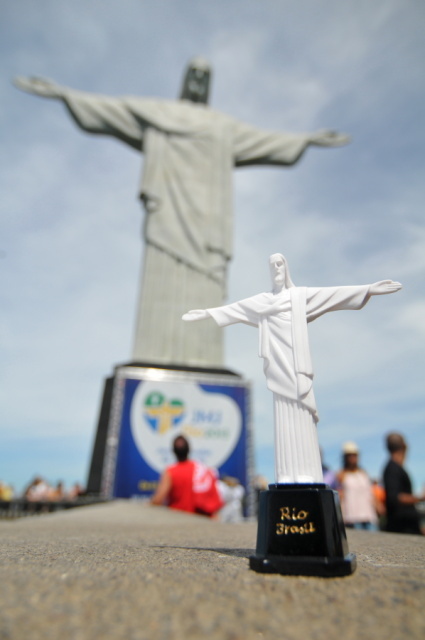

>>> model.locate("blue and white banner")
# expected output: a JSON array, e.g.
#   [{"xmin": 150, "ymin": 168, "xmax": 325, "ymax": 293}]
[{"xmin": 101, "ymin": 367, "xmax": 252, "ymax": 503}]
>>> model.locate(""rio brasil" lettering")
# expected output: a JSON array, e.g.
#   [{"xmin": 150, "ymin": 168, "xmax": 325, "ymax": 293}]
[
  {"xmin": 276, "ymin": 506, "xmax": 316, "ymax": 536},
  {"xmin": 276, "ymin": 521, "xmax": 316, "ymax": 535}
]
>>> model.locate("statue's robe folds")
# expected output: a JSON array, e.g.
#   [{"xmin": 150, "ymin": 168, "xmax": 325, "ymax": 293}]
[
  {"xmin": 206, "ymin": 285, "xmax": 371, "ymax": 483},
  {"xmin": 62, "ymin": 90, "xmax": 319, "ymax": 365}
]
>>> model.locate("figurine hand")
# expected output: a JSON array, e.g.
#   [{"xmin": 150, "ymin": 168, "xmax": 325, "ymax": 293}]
[
  {"xmin": 310, "ymin": 130, "xmax": 351, "ymax": 147},
  {"xmin": 182, "ymin": 309, "xmax": 209, "ymax": 322},
  {"xmin": 369, "ymin": 280, "xmax": 402, "ymax": 295},
  {"xmin": 13, "ymin": 76, "xmax": 64, "ymax": 98}
]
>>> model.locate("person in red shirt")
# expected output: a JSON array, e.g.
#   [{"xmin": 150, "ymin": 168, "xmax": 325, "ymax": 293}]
[{"xmin": 151, "ymin": 435, "xmax": 223, "ymax": 516}]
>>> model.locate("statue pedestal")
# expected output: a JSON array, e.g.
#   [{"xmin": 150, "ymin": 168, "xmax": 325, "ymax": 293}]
[
  {"xmin": 87, "ymin": 362, "xmax": 254, "ymax": 513},
  {"xmin": 250, "ymin": 483, "xmax": 356, "ymax": 577}
]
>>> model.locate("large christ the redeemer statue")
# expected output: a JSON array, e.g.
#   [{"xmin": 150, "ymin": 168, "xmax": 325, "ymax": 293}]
[{"xmin": 15, "ymin": 59, "xmax": 350, "ymax": 368}]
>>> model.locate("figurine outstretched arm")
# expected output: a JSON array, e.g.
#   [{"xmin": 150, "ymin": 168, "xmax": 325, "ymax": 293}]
[
  {"xmin": 182, "ymin": 309, "xmax": 210, "ymax": 322},
  {"xmin": 369, "ymin": 280, "xmax": 402, "ymax": 296},
  {"xmin": 13, "ymin": 76, "xmax": 65, "ymax": 99}
]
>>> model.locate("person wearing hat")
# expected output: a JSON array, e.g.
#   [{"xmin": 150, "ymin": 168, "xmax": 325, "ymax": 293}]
[{"xmin": 337, "ymin": 442, "xmax": 378, "ymax": 530}]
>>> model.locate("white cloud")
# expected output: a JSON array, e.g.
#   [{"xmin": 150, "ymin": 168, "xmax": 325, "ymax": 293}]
[{"xmin": 397, "ymin": 300, "xmax": 425, "ymax": 337}]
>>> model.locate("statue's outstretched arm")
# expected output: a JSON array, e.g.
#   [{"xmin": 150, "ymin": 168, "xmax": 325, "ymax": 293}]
[
  {"xmin": 182, "ymin": 309, "xmax": 209, "ymax": 322},
  {"xmin": 13, "ymin": 76, "xmax": 65, "ymax": 99},
  {"xmin": 233, "ymin": 120, "xmax": 351, "ymax": 168},
  {"xmin": 369, "ymin": 280, "xmax": 402, "ymax": 296},
  {"xmin": 14, "ymin": 76, "xmax": 144, "ymax": 150}
]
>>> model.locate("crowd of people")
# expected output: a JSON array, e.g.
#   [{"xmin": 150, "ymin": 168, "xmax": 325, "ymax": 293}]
[
  {"xmin": 151, "ymin": 431, "xmax": 424, "ymax": 534},
  {"xmin": 2, "ymin": 432, "xmax": 422, "ymax": 534},
  {"xmin": 0, "ymin": 477, "xmax": 85, "ymax": 502},
  {"xmin": 324, "ymin": 432, "xmax": 424, "ymax": 534}
]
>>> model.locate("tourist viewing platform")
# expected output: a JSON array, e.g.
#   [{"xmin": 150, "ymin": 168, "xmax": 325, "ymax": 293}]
[{"xmin": 0, "ymin": 501, "xmax": 423, "ymax": 639}]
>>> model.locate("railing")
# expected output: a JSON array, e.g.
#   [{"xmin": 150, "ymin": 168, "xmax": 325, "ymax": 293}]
[{"xmin": 0, "ymin": 497, "xmax": 109, "ymax": 519}]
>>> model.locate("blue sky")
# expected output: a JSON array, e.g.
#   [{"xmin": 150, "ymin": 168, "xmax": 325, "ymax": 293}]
[{"xmin": 1, "ymin": 0, "xmax": 424, "ymax": 494}]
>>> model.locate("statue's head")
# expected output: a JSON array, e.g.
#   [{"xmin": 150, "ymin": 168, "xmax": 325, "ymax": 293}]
[
  {"xmin": 269, "ymin": 253, "xmax": 295, "ymax": 291},
  {"xmin": 180, "ymin": 57, "xmax": 211, "ymax": 104}
]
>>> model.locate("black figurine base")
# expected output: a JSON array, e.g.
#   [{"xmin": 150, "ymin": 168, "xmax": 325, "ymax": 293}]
[{"xmin": 250, "ymin": 483, "xmax": 356, "ymax": 577}]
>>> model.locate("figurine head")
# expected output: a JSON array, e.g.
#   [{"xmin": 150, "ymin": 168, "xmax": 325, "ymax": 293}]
[
  {"xmin": 180, "ymin": 57, "xmax": 211, "ymax": 104},
  {"xmin": 269, "ymin": 253, "xmax": 295, "ymax": 292}
]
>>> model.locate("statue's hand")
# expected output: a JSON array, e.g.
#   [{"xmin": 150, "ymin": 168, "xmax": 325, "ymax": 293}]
[
  {"xmin": 369, "ymin": 280, "xmax": 402, "ymax": 295},
  {"xmin": 310, "ymin": 129, "xmax": 351, "ymax": 147},
  {"xmin": 13, "ymin": 76, "xmax": 63, "ymax": 98},
  {"xmin": 182, "ymin": 309, "xmax": 209, "ymax": 322}
]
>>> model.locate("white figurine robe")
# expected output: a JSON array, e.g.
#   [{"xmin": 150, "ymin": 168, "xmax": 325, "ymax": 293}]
[{"xmin": 206, "ymin": 285, "xmax": 372, "ymax": 483}]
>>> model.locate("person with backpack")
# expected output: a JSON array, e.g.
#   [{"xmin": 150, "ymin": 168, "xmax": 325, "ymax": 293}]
[{"xmin": 150, "ymin": 435, "xmax": 223, "ymax": 517}]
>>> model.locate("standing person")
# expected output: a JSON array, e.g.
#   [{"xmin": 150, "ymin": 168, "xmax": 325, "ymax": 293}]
[
  {"xmin": 371, "ymin": 479, "xmax": 387, "ymax": 530},
  {"xmin": 337, "ymin": 442, "xmax": 378, "ymax": 530},
  {"xmin": 218, "ymin": 476, "xmax": 245, "ymax": 523},
  {"xmin": 383, "ymin": 433, "xmax": 424, "ymax": 534},
  {"xmin": 24, "ymin": 476, "xmax": 51, "ymax": 501},
  {"xmin": 14, "ymin": 62, "xmax": 349, "ymax": 368},
  {"xmin": 151, "ymin": 435, "xmax": 223, "ymax": 517},
  {"xmin": 183, "ymin": 253, "xmax": 401, "ymax": 484},
  {"xmin": 0, "ymin": 481, "xmax": 14, "ymax": 501},
  {"xmin": 49, "ymin": 481, "xmax": 66, "ymax": 501}
]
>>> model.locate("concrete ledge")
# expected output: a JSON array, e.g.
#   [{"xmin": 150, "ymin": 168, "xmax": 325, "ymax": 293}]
[{"xmin": 0, "ymin": 501, "xmax": 423, "ymax": 639}]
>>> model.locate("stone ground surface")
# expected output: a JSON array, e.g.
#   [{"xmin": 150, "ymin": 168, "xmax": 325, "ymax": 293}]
[{"xmin": 0, "ymin": 501, "xmax": 424, "ymax": 640}]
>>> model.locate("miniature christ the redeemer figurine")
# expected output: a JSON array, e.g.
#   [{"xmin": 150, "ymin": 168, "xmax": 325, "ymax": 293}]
[{"xmin": 183, "ymin": 253, "xmax": 402, "ymax": 484}]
